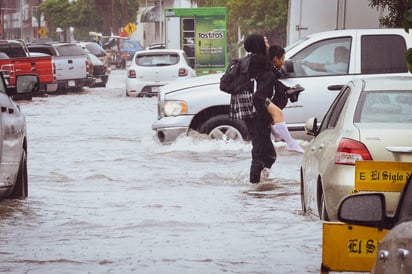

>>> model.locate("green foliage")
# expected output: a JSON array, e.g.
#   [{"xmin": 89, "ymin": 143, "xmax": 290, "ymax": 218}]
[
  {"xmin": 194, "ymin": 0, "xmax": 288, "ymax": 58},
  {"xmin": 406, "ymin": 48, "xmax": 412, "ymax": 72},
  {"xmin": 369, "ymin": 0, "xmax": 412, "ymax": 29},
  {"xmin": 39, "ymin": 0, "xmax": 74, "ymax": 29},
  {"xmin": 39, "ymin": 0, "xmax": 139, "ymax": 41}
]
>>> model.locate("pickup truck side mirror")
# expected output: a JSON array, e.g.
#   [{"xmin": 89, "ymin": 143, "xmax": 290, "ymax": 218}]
[{"xmin": 283, "ymin": 59, "xmax": 294, "ymax": 74}]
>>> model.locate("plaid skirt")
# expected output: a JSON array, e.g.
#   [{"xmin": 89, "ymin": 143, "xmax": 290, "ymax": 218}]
[{"xmin": 229, "ymin": 89, "xmax": 255, "ymax": 120}]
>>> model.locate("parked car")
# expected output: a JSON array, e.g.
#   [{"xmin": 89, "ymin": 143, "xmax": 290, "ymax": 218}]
[
  {"xmin": 0, "ymin": 73, "xmax": 39, "ymax": 201},
  {"xmin": 77, "ymin": 41, "xmax": 109, "ymax": 71},
  {"xmin": 300, "ymin": 76, "xmax": 412, "ymax": 221},
  {"xmin": 152, "ymin": 29, "xmax": 412, "ymax": 143},
  {"xmin": 28, "ymin": 42, "xmax": 89, "ymax": 92},
  {"xmin": 126, "ymin": 49, "xmax": 196, "ymax": 97},
  {"xmin": 87, "ymin": 53, "xmax": 109, "ymax": 88},
  {"xmin": 338, "ymin": 173, "xmax": 412, "ymax": 273},
  {"xmin": 0, "ymin": 39, "xmax": 57, "ymax": 95}
]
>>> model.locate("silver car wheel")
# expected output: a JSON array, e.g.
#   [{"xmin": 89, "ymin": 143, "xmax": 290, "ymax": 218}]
[{"xmin": 209, "ymin": 125, "xmax": 244, "ymax": 142}]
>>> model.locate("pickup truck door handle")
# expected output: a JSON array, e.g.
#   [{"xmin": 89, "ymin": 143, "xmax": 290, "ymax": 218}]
[{"xmin": 68, "ymin": 60, "xmax": 73, "ymax": 64}]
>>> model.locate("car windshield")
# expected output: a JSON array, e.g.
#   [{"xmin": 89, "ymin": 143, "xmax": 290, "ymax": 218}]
[
  {"xmin": 135, "ymin": 53, "xmax": 179, "ymax": 66},
  {"xmin": 355, "ymin": 90, "xmax": 412, "ymax": 123}
]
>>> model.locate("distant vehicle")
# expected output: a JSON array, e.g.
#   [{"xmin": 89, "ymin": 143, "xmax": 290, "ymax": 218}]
[
  {"xmin": 126, "ymin": 49, "xmax": 196, "ymax": 97},
  {"xmin": 28, "ymin": 43, "xmax": 89, "ymax": 92},
  {"xmin": 0, "ymin": 39, "xmax": 57, "ymax": 95},
  {"xmin": 301, "ymin": 76, "xmax": 412, "ymax": 221},
  {"xmin": 338, "ymin": 172, "xmax": 412, "ymax": 273},
  {"xmin": 0, "ymin": 73, "xmax": 40, "ymax": 201},
  {"xmin": 87, "ymin": 53, "xmax": 109, "ymax": 88},
  {"xmin": 119, "ymin": 39, "xmax": 143, "ymax": 60},
  {"xmin": 152, "ymin": 28, "xmax": 412, "ymax": 144},
  {"xmin": 146, "ymin": 43, "xmax": 166, "ymax": 50},
  {"xmin": 78, "ymin": 41, "xmax": 108, "ymax": 65}
]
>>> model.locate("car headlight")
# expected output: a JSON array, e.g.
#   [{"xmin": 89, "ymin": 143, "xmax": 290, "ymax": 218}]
[{"xmin": 163, "ymin": 100, "xmax": 188, "ymax": 116}]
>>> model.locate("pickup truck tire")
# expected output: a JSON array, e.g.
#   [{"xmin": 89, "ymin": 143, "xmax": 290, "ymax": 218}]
[
  {"xmin": 199, "ymin": 114, "xmax": 249, "ymax": 142},
  {"xmin": 9, "ymin": 150, "xmax": 28, "ymax": 199}
]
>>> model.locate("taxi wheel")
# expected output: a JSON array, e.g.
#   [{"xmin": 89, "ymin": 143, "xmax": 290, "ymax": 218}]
[{"xmin": 319, "ymin": 193, "xmax": 329, "ymax": 221}]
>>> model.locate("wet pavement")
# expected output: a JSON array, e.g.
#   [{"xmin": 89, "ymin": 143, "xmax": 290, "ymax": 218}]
[{"xmin": 0, "ymin": 70, "xmax": 323, "ymax": 274}]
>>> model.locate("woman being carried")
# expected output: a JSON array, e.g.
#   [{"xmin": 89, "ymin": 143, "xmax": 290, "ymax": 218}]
[{"xmin": 266, "ymin": 45, "xmax": 304, "ymax": 153}]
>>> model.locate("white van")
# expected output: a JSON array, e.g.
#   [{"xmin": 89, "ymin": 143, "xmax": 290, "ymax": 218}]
[{"xmin": 152, "ymin": 29, "xmax": 412, "ymax": 143}]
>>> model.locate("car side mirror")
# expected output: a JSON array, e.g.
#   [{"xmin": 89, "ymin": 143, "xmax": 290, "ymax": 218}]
[
  {"xmin": 304, "ymin": 117, "xmax": 318, "ymax": 136},
  {"xmin": 283, "ymin": 59, "xmax": 294, "ymax": 74},
  {"xmin": 15, "ymin": 74, "xmax": 40, "ymax": 94},
  {"xmin": 338, "ymin": 193, "xmax": 386, "ymax": 227}
]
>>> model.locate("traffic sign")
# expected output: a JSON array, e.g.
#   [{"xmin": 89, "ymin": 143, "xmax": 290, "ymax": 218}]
[{"xmin": 124, "ymin": 22, "xmax": 136, "ymax": 35}]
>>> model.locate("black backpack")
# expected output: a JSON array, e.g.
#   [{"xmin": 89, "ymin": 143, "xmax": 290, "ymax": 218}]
[{"xmin": 219, "ymin": 54, "xmax": 254, "ymax": 95}]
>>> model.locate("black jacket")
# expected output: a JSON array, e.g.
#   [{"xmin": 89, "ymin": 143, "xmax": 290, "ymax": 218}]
[{"xmin": 248, "ymin": 54, "xmax": 275, "ymax": 125}]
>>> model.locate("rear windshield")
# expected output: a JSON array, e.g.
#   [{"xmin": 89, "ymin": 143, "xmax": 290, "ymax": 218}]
[
  {"xmin": 56, "ymin": 44, "xmax": 87, "ymax": 56},
  {"xmin": 135, "ymin": 53, "xmax": 179, "ymax": 66},
  {"xmin": 0, "ymin": 42, "xmax": 27, "ymax": 58},
  {"xmin": 355, "ymin": 91, "xmax": 412, "ymax": 123}
]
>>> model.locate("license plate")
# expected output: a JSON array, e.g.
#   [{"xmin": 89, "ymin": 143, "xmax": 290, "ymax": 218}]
[
  {"xmin": 95, "ymin": 78, "xmax": 102, "ymax": 83},
  {"xmin": 68, "ymin": 80, "xmax": 75, "ymax": 87},
  {"xmin": 355, "ymin": 161, "xmax": 412, "ymax": 192}
]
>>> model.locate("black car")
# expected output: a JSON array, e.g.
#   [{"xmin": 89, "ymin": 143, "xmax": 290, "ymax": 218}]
[{"xmin": 87, "ymin": 53, "xmax": 109, "ymax": 88}]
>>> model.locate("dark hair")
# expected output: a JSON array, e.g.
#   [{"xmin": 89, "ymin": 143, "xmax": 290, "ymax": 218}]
[
  {"xmin": 244, "ymin": 34, "xmax": 267, "ymax": 56},
  {"xmin": 268, "ymin": 45, "xmax": 285, "ymax": 60}
]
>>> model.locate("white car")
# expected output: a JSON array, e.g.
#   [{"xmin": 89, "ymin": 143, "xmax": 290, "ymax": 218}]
[
  {"xmin": 300, "ymin": 76, "xmax": 412, "ymax": 221},
  {"xmin": 0, "ymin": 73, "xmax": 39, "ymax": 201},
  {"xmin": 126, "ymin": 49, "xmax": 196, "ymax": 97},
  {"xmin": 152, "ymin": 29, "xmax": 412, "ymax": 143}
]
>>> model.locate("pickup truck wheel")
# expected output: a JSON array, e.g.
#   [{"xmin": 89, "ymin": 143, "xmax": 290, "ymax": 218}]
[
  {"xmin": 199, "ymin": 114, "xmax": 248, "ymax": 142},
  {"xmin": 9, "ymin": 151, "xmax": 28, "ymax": 199}
]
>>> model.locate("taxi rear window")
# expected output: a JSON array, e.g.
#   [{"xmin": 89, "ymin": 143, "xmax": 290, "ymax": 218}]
[{"xmin": 135, "ymin": 53, "xmax": 179, "ymax": 66}]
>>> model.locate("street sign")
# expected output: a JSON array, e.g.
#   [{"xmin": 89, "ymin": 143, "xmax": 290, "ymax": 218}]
[
  {"xmin": 124, "ymin": 22, "xmax": 136, "ymax": 35},
  {"xmin": 38, "ymin": 27, "xmax": 48, "ymax": 38}
]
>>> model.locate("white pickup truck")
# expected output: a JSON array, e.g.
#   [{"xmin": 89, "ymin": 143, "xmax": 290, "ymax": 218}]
[
  {"xmin": 28, "ymin": 43, "xmax": 89, "ymax": 92},
  {"xmin": 152, "ymin": 29, "xmax": 412, "ymax": 143}
]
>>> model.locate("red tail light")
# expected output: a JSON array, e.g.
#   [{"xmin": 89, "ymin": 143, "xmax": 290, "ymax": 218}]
[
  {"xmin": 52, "ymin": 62, "xmax": 56, "ymax": 79},
  {"xmin": 335, "ymin": 138, "xmax": 372, "ymax": 165},
  {"xmin": 178, "ymin": 68, "xmax": 188, "ymax": 77},
  {"xmin": 85, "ymin": 60, "xmax": 90, "ymax": 74},
  {"xmin": 128, "ymin": 69, "xmax": 136, "ymax": 78}
]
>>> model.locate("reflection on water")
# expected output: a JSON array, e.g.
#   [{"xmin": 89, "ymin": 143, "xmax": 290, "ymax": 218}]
[{"xmin": 0, "ymin": 71, "xmax": 321, "ymax": 274}]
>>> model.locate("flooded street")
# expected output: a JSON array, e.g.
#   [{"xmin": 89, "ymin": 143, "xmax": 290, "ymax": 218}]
[{"xmin": 0, "ymin": 70, "xmax": 323, "ymax": 274}]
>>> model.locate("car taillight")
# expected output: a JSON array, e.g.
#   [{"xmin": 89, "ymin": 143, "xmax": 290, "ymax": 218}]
[
  {"xmin": 178, "ymin": 68, "xmax": 188, "ymax": 77},
  {"xmin": 86, "ymin": 60, "xmax": 89, "ymax": 73},
  {"xmin": 335, "ymin": 138, "xmax": 372, "ymax": 165},
  {"xmin": 128, "ymin": 70, "xmax": 136, "ymax": 78},
  {"xmin": 53, "ymin": 62, "xmax": 56, "ymax": 79}
]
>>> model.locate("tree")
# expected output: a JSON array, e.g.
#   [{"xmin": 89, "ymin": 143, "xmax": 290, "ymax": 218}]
[
  {"xmin": 38, "ymin": 0, "xmax": 74, "ymax": 41},
  {"xmin": 39, "ymin": 0, "xmax": 139, "ymax": 41},
  {"xmin": 369, "ymin": 0, "xmax": 412, "ymax": 29},
  {"xmin": 194, "ymin": 0, "xmax": 288, "ymax": 59}
]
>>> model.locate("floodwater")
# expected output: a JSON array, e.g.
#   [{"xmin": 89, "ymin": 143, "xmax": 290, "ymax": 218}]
[{"xmin": 0, "ymin": 70, "xmax": 324, "ymax": 274}]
